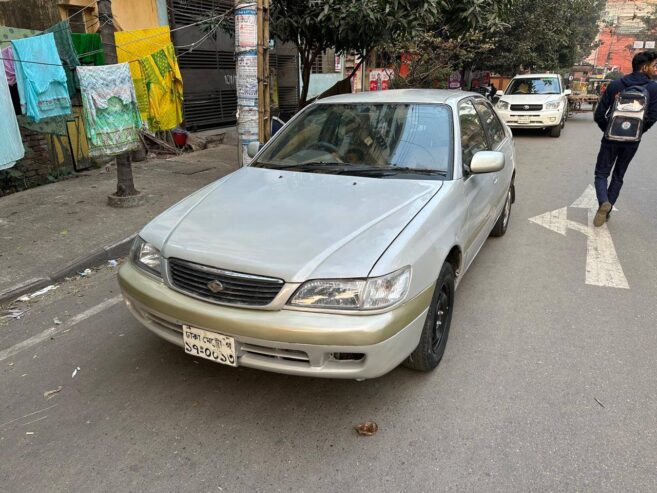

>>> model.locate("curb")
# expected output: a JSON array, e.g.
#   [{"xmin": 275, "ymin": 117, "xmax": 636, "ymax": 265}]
[{"xmin": 0, "ymin": 234, "xmax": 137, "ymax": 305}]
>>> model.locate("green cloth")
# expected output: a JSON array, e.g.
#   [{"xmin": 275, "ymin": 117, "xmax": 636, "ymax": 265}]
[
  {"xmin": 71, "ymin": 33, "xmax": 105, "ymax": 66},
  {"xmin": 44, "ymin": 21, "xmax": 79, "ymax": 96},
  {"xmin": 0, "ymin": 26, "xmax": 41, "ymax": 48}
]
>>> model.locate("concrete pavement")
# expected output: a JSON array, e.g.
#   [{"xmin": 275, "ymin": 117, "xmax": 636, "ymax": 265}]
[
  {"xmin": 1, "ymin": 114, "xmax": 657, "ymax": 491},
  {"xmin": 0, "ymin": 142, "xmax": 239, "ymax": 303}
]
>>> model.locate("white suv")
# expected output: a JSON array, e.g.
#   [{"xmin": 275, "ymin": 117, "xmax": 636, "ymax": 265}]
[{"xmin": 495, "ymin": 74, "xmax": 571, "ymax": 138}]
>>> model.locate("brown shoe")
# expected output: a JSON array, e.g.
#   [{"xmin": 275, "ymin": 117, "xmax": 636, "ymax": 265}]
[{"xmin": 594, "ymin": 201, "xmax": 612, "ymax": 227}]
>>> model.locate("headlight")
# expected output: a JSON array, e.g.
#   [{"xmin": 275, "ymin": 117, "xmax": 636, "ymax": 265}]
[
  {"xmin": 545, "ymin": 100, "xmax": 561, "ymax": 110},
  {"xmin": 132, "ymin": 237, "xmax": 162, "ymax": 277},
  {"xmin": 496, "ymin": 100, "xmax": 510, "ymax": 111},
  {"xmin": 289, "ymin": 267, "xmax": 411, "ymax": 311}
]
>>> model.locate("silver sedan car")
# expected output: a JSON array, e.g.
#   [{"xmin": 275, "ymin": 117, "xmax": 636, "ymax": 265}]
[{"xmin": 119, "ymin": 89, "xmax": 516, "ymax": 379}]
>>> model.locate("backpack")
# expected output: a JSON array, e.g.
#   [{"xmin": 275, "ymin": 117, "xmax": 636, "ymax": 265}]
[{"xmin": 605, "ymin": 82, "xmax": 651, "ymax": 142}]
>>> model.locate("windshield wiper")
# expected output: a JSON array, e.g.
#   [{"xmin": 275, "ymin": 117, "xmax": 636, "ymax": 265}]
[
  {"xmin": 254, "ymin": 161, "xmax": 346, "ymax": 170},
  {"xmin": 355, "ymin": 167, "xmax": 447, "ymax": 176}
]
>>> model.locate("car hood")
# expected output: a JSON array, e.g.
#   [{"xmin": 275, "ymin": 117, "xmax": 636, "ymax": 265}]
[
  {"xmin": 501, "ymin": 94, "xmax": 562, "ymax": 105},
  {"xmin": 142, "ymin": 167, "xmax": 441, "ymax": 282}
]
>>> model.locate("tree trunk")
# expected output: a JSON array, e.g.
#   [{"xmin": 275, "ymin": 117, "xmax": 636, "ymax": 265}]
[
  {"xmin": 299, "ymin": 54, "xmax": 313, "ymax": 108},
  {"xmin": 116, "ymin": 153, "xmax": 138, "ymax": 196},
  {"xmin": 98, "ymin": 0, "xmax": 140, "ymax": 201}
]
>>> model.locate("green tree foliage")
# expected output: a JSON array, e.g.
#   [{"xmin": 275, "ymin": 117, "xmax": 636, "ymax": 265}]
[
  {"xmin": 482, "ymin": 0, "xmax": 605, "ymax": 74},
  {"xmin": 271, "ymin": 0, "xmax": 440, "ymax": 105}
]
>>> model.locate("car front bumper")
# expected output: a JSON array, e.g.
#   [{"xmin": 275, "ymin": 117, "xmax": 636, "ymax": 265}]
[
  {"xmin": 497, "ymin": 109, "xmax": 563, "ymax": 127},
  {"xmin": 118, "ymin": 262, "xmax": 432, "ymax": 379}
]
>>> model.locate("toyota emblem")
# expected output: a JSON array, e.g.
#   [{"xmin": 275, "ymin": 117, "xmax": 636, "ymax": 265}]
[
  {"xmin": 523, "ymin": 105, "xmax": 529, "ymax": 110},
  {"xmin": 207, "ymin": 280, "xmax": 224, "ymax": 293}
]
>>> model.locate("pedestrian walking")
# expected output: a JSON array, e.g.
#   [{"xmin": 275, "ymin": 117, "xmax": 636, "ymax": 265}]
[{"xmin": 592, "ymin": 51, "xmax": 657, "ymax": 227}]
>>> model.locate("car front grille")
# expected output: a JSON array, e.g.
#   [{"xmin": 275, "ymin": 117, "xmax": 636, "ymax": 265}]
[
  {"xmin": 168, "ymin": 258, "xmax": 284, "ymax": 306},
  {"xmin": 510, "ymin": 104, "xmax": 543, "ymax": 112}
]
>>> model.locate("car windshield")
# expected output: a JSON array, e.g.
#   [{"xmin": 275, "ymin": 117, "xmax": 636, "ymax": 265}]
[
  {"xmin": 252, "ymin": 103, "xmax": 453, "ymax": 177},
  {"xmin": 506, "ymin": 77, "xmax": 561, "ymax": 95}
]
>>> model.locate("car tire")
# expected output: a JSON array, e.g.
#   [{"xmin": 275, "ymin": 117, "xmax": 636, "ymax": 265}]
[
  {"xmin": 403, "ymin": 262, "xmax": 455, "ymax": 372},
  {"xmin": 549, "ymin": 124, "xmax": 562, "ymax": 138},
  {"xmin": 490, "ymin": 185, "xmax": 513, "ymax": 237}
]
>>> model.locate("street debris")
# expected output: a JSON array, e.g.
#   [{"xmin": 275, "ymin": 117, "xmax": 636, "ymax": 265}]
[
  {"xmin": 53, "ymin": 317, "xmax": 62, "ymax": 325},
  {"xmin": 354, "ymin": 421, "xmax": 379, "ymax": 436},
  {"xmin": 0, "ymin": 309, "xmax": 25, "ymax": 320},
  {"xmin": 17, "ymin": 285, "xmax": 59, "ymax": 303},
  {"xmin": 594, "ymin": 397, "xmax": 605, "ymax": 408},
  {"xmin": 108, "ymin": 259, "xmax": 119, "ymax": 268},
  {"xmin": 71, "ymin": 367, "xmax": 80, "ymax": 378},
  {"xmin": 78, "ymin": 269, "xmax": 92, "ymax": 278},
  {"xmin": 43, "ymin": 386, "xmax": 63, "ymax": 400},
  {"xmin": 25, "ymin": 432, "xmax": 34, "ymax": 435}
]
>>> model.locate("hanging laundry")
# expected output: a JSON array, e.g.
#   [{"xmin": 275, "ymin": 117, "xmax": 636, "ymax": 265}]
[
  {"xmin": 11, "ymin": 33, "xmax": 71, "ymax": 122},
  {"xmin": 2, "ymin": 46, "xmax": 16, "ymax": 85},
  {"xmin": 115, "ymin": 26, "xmax": 172, "ymax": 124},
  {"xmin": 77, "ymin": 63, "xmax": 142, "ymax": 157},
  {"xmin": 0, "ymin": 27, "xmax": 42, "ymax": 48},
  {"xmin": 141, "ymin": 44, "xmax": 183, "ymax": 131},
  {"xmin": 71, "ymin": 33, "xmax": 105, "ymax": 66},
  {"xmin": 45, "ymin": 21, "xmax": 80, "ymax": 96},
  {"xmin": 0, "ymin": 60, "xmax": 25, "ymax": 170}
]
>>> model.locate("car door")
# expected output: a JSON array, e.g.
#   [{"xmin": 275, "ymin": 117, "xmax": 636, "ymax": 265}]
[
  {"xmin": 459, "ymin": 98, "xmax": 496, "ymax": 267},
  {"xmin": 473, "ymin": 98, "xmax": 513, "ymax": 220}
]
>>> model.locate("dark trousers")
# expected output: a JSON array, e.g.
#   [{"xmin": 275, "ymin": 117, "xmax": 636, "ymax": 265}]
[{"xmin": 594, "ymin": 139, "xmax": 639, "ymax": 205}]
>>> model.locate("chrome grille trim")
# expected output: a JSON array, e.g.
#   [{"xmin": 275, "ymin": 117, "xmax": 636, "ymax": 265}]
[
  {"xmin": 510, "ymin": 104, "xmax": 543, "ymax": 112},
  {"xmin": 167, "ymin": 258, "xmax": 285, "ymax": 307}
]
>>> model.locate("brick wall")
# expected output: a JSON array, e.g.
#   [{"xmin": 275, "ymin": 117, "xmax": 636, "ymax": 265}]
[
  {"xmin": 0, "ymin": 127, "xmax": 53, "ymax": 196},
  {"xmin": 16, "ymin": 127, "xmax": 52, "ymax": 183}
]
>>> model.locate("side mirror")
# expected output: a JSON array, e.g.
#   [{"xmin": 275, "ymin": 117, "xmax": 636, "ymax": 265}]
[
  {"xmin": 246, "ymin": 141, "xmax": 261, "ymax": 158},
  {"xmin": 564, "ymin": 89, "xmax": 572, "ymax": 96},
  {"xmin": 470, "ymin": 151, "xmax": 505, "ymax": 174}
]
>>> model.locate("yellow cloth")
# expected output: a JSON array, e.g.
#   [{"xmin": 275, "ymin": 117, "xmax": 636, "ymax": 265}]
[
  {"xmin": 141, "ymin": 44, "xmax": 183, "ymax": 131},
  {"xmin": 115, "ymin": 27, "xmax": 172, "ymax": 124}
]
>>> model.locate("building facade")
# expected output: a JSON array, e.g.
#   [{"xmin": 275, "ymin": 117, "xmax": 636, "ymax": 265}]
[{"xmin": 588, "ymin": 0, "xmax": 657, "ymax": 74}]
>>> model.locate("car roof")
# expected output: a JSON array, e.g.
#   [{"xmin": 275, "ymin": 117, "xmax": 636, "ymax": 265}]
[
  {"xmin": 512, "ymin": 73, "xmax": 561, "ymax": 79},
  {"xmin": 317, "ymin": 89, "xmax": 482, "ymax": 105}
]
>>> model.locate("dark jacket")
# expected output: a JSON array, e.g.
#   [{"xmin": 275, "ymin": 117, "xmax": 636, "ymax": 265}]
[{"xmin": 594, "ymin": 72, "xmax": 657, "ymax": 134}]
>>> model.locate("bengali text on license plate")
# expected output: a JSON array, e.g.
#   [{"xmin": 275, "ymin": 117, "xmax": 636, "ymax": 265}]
[
  {"xmin": 183, "ymin": 326, "xmax": 237, "ymax": 367},
  {"xmin": 518, "ymin": 116, "xmax": 530, "ymax": 124}
]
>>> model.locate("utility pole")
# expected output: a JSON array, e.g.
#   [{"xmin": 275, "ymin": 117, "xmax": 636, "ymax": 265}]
[
  {"xmin": 256, "ymin": 0, "xmax": 270, "ymax": 143},
  {"xmin": 97, "ymin": 0, "xmax": 143, "ymax": 207}
]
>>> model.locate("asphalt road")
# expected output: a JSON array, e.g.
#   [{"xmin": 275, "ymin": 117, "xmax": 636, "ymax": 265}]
[{"xmin": 2, "ymin": 114, "xmax": 657, "ymax": 492}]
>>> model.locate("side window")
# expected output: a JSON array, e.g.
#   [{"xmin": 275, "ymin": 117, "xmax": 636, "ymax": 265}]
[
  {"xmin": 459, "ymin": 100, "xmax": 489, "ymax": 170},
  {"xmin": 474, "ymin": 100, "xmax": 506, "ymax": 148}
]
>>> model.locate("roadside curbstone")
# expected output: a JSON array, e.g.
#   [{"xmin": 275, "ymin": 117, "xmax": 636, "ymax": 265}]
[{"xmin": 0, "ymin": 234, "xmax": 137, "ymax": 305}]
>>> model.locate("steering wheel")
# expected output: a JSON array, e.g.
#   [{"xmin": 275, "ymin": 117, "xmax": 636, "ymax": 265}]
[{"xmin": 315, "ymin": 141, "xmax": 340, "ymax": 154}]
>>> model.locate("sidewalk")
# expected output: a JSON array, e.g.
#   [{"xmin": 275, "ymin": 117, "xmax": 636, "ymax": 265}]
[{"xmin": 0, "ymin": 144, "xmax": 239, "ymax": 303}]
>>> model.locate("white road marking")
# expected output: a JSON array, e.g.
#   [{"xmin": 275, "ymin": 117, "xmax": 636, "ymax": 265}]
[
  {"xmin": 529, "ymin": 187, "xmax": 629, "ymax": 289},
  {"xmin": 0, "ymin": 296, "xmax": 123, "ymax": 363}
]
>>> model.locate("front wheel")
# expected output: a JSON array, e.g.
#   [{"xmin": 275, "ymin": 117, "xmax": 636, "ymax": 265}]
[
  {"xmin": 549, "ymin": 124, "xmax": 562, "ymax": 138},
  {"xmin": 403, "ymin": 262, "xmax": 455, "ymax": 372},
  {"xmin": 490, "ymin": 186, "xmax": 513, "ymax": 237}
]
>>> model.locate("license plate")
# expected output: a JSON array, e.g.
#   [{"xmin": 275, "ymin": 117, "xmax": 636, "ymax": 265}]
[
  {"xmin": 518, "ymin": 116, "xmax": 530, "ymax": 124},
  {"xmin": 183, "ymin": 326, "xmax": 237, "ymax": 367}
]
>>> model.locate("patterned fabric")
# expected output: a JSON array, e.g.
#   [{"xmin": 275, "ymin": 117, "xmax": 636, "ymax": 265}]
[
  {"xmin": 0, "ymin": 26, "xmax": 41, "ymax": 48},
  {"xmin": 115, "ymin": 27, "xmax": 172, "ymax": 123},
  {"xmin": 77, "ymin": 63, "xmax": 142, "ymax": 157},
  {"xmin": 0, "ymin": 60, "xmax": 25, "ymax": 169},
  {"xmin": 45, "ymin": 21, "xmax": 79, "ymax": 96},
  {"xmin": 11, "ymin": 33, "xmax": 71, "ymax": 122},
  {"xmin": 71, "ymin": 33, "xmax": 105, "ymax": 66},
  {"xmin": 141, "ymin": 44, "xmax": 183, "ymax": 131},
  {"xmin": 2, "ymin": 45, "xmax": 15, "ymax": 85}
]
